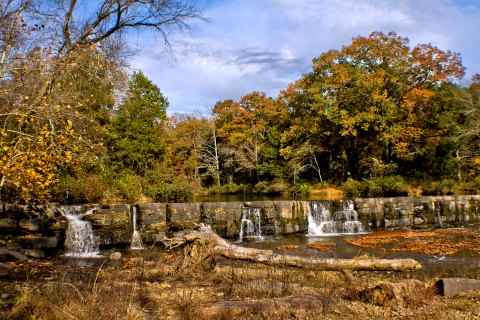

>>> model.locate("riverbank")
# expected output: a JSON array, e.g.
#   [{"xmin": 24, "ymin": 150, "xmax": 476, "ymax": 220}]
[
  {"xmin": 1, "ymin": 244, "xmax": 480, "ymax": 320},
  {"xmin": 2, "ymin": 226, "xmax": 480, "ymax": 319}
]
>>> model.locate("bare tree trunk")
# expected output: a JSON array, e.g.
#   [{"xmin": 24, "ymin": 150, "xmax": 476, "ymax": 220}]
[
  {"xmin": 212, "ymin": 126, "xmax": 221, "ymax": 186},
  {"xmin": 175, "ymin": 225, "xmax": 422, "ymax": 272},
  {"xmin": 456, "ymin": 148, "xmax": 462, "ymax": 182}
]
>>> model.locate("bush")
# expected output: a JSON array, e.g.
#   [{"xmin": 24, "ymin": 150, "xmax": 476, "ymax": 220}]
[
  {"xmin": 292, "ymin": 182, "xmax": 311, "ymax": 195},
  {"xmin": 342, "ymin": 176, "xmax": 408, "ymax": 197},
  {"xmin": 144, "ymin": 170, "xmax": 199, "ymax": 202},
  {"xmin": 423, "ymin": 179, "xmax": 459, "ymax": 195},
  {"xmin": 342, "ymin": 178, "xmax": 365, "ymax": 197},
  {"xmin": 55, "ymin": 172, "xmax": 107, "ymax": 204},
  {"xmin": 254, "ymin": 180, "xmax": 288, "ymax": 194},
  {"xmin": 381, "ymin": 176, "xmax": 408, "ymax": 196},
  {"xmin": 207, "ymin": 182, "xmax": 252, "ymax": 195},
  {"xmin": 111, "ymin": 171, "xmax": 144, "ymax": 203}
]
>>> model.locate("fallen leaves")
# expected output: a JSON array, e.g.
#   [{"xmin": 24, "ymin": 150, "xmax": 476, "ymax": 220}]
[
  {"xmin": 307, "ymin": 242, "xmax": 337, "ymax": 251},
  {"xmin": 275, "ymin": 245, "xmax": 301, "ymax": 251},
  {"xmin": 345, "ymin": 227, "xmax": 480, "ymax": 256}
]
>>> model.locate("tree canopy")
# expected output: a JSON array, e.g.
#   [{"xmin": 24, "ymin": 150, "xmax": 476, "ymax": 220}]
[{"xmin": 1, "ymin": 6, "xmax": 478, "ymax": 205}]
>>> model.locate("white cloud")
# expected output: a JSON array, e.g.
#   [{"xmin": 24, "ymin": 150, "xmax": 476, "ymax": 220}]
[{"xmin": 129, "ymin": 0, "xmax": 480, "ymax": 114}]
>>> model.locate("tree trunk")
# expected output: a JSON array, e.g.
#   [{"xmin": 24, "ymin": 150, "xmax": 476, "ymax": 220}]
[{"xmin": 175, "ymin": 225, "xmax": 422, "ymax": 272}]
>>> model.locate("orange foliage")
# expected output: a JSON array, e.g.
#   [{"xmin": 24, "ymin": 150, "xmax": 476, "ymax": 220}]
[{"xmin": 307, "ymin": 242, "xmax": 337, "ymax": 251}]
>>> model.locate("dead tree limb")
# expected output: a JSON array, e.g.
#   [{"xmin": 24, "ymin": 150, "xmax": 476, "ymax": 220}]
[{"xmin": 174, "ymin": 224, "xmax": 422, "ymax": 272}]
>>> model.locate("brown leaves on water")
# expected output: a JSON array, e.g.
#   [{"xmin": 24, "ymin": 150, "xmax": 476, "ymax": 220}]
[
  {"xmin": 275, "ymin": 245, "xmax": 301, "ymax": 251},
  {"xmin": 307, "ymin": 242, "xmax": 337, "ymax": 251},
  {"xmin": 345, "ymin": 227, "xmax": 480, "ymax": 256}
]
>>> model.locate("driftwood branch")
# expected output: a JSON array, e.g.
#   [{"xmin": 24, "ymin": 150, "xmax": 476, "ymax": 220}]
[{"xmin": 173, "ymin": 224, "xmax": 422, "ymax": 272}]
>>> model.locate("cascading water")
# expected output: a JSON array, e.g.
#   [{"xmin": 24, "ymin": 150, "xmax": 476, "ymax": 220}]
[
  {"xmin": 239, "ymin": 207, "xmax": 263, "ymax": 241},
  {"xmin": 61, "ymin": 207, "xmax": 100, "ymax": 257},
  {"xmin": 131, "ymin": 205, "xmax": 143, "ymax": 250},
  {"xmin": 307, "ymin": 200, "xmax": 363, "ymax": 236}
]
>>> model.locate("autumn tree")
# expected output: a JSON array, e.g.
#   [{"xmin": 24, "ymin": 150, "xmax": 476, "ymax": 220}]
[
  {"xmin": 213, "ymin": 91, "xmax": 286, "ymax": 184},
  {"xmin": 164, "ymin": 112, "xmax": 221, "ymax": 186},
  {"xmin": 436, "ymin": 75, "xmax": 480, "ymax": 183},
  {"xmin": 0, "ymin": 0, "xmax": 204, "ymax": 203},
  {"xmin": 281, "ymin": 32, "xmax": 465, "ymax": 182}
]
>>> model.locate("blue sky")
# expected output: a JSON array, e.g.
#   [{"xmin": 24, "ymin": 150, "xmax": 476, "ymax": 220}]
[{"xmin": 130, "ymin": 0, "xmax": 480, "ymax": 114}]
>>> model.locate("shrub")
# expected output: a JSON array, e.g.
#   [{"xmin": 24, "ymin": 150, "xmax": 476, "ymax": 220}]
[
  {"xmin": 423, "ymin": 179, "xmax": 460, "ymax": 195},
  {"xmin": 144, "ymin": 170, "xmax": 198, "ymax": 202},
  {"xmin": 365, "ymin": 179, "xmax": 383, "ymax": 197},
  {"xmin": 342, "ymin": 178, "xmax": 365, "ymax": 197},
  {"xmin": 111, "ymin": 171, "xmax": 144, "ymax": 203},
  {"xmin": 342, "ymin": 176, "xmax": 408, "ymax": 197},
  {"xmin": 55, "ymin": 172, "xmax": 106, "ymax": 204},
  {"xmin": 207, "ymin": 182, "xmax": 252, "ymax": 195},
  {"xmin": 254, "ymin": 181, "xmax": 287, "ymax": 194},
  {"xmin": 381, "ymin": 176, "xmax": 408, "ymax": 196},
  {"xmin": 292, "ymin": 182, "xmax": 311, "ymax": 195}
]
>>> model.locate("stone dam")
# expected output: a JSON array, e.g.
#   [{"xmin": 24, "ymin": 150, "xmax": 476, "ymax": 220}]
[{"xmin": 0, "ymin": 195, "xmax": 479, "ymax": 253}]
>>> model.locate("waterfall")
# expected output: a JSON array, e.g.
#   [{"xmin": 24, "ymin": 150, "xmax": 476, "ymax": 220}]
[
  {"xmin": 131, "ymin": 205, "xmax": 143, "ymax": 250},
  {"xmin": 62, "ymin": 207, "xmax": 100, "ymax": 257},
  {"xmin": 307, "ymin": 200, "xmax": 363, "ymax": 236},
  {"xmin": 239, "ymin": 207, "xmax": 263, "ymax": 241}
]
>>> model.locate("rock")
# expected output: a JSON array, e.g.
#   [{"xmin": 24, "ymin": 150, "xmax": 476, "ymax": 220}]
[
  {"xmin": 0, "ymin": 218, "xmax": 17, "ymax": 229},
  {"xmin": 435, "ymin": 278, "xmax": 480, "ymax": 296},
  {"xmin": 109, "ymin": 252, "xmax": 122, "ymax": 260},
  {"xmin": 24, "ymin": 249, "xmax": 45, "ymax": 259},
  {"xmin": 0, "ymin": 262, "xmax": 12, "ymax": 277},
  {"xmin": 0, "ymin": 248, "xmax": 28, "ymax": 262},
  {"xmin": 16, "ymin": 235, "xmax": 59, "ymax": 249},
  {"xmin": 19, "ymin": 219, "xmax": 41, "ymax": 231}
]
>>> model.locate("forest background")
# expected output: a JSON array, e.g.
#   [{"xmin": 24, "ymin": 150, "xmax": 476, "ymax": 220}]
[{"xmin": 1, "ymin": 0, "xmax": 479, "ymax": 205}]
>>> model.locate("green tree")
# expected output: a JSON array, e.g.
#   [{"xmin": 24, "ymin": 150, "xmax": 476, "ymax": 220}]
[{"xmin": 105, "ymin": 71, "xmax": 168, "ymax": 175}]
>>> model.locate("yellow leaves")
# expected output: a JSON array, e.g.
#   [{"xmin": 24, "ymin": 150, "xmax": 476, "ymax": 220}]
[{"xmin": 65, "ymin": 151, "xmax": 72, "ymax": 163}]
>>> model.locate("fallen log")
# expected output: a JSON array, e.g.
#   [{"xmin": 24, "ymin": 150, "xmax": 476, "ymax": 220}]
[
  {"xmin": 172, "ymin": 224, "xmax": 422, "ymax": 272},
  {"xmin": 435, "ymin": 278, "xmax": 480, "ymax": 296}
]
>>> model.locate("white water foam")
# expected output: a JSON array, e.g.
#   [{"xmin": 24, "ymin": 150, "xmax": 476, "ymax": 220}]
[
  {"xmin": 239, "ymin": 207, "xmax": 264, "ymax": 241},
  {"xmin": 131, "ymin": 205, "xmax": 144, "ymax": 250},
  {"xmin": 307, "ymin": 200, "xmax": 364, "ymax": 236},
  {"xmin": 61, "ymin": 207, "xmax": 101, "ymax": 257}
]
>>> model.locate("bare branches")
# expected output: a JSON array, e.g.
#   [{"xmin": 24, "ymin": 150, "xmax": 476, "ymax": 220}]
[{"xmin": 36, "ymin": 0, "xmax": 206, "ymax": 56}]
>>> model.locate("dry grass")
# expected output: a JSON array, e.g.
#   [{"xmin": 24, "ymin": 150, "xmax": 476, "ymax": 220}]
[{"xmin": 2, "ymin": 246, "xmax": 480, "ymax": 320}]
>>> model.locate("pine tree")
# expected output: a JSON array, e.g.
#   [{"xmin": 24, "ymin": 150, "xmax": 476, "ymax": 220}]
[{"xmin": 105, "ymin": 71, "xmax": 168, "ymax": 175}]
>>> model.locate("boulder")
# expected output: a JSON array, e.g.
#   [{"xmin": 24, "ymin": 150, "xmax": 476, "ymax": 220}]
[
  {"xmin": 24, "ymin": 249, "xmax": 46, "ymax": 259},
  {"xmin": 0, "ymin": 248, "xmax": 28, "ymax": 262},
  {"xmin": 109, "ymin": 252, "xmax": 122, "ymax": 260},
  {"xmin": 0, "ymin": 263, "xmax": 12, "ymax": 277}
]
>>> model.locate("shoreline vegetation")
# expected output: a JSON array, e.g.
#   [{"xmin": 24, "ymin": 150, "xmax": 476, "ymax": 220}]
[{"xmin": 55, "ymin": 174, "xmax": 479, "ymax": 204}]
